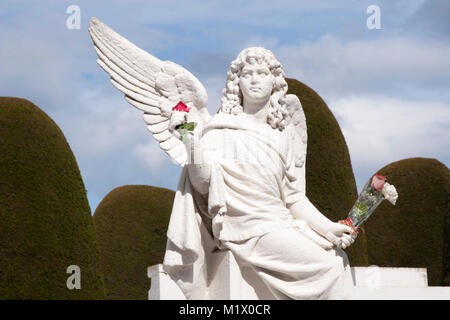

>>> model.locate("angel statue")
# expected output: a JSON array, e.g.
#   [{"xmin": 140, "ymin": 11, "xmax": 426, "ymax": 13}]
[{"xmin": 89, "ymin": 17, "xmax": 357, "ymax": 300}]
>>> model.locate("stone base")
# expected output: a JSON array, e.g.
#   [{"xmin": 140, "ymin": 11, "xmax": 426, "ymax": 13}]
[
  {"xmin": 148, "ymin": 250, "xmax": 450, "ymax": 300},
  {"xmin": 354, "ymin": 287, "xmax": 450, "ymax": 300}
]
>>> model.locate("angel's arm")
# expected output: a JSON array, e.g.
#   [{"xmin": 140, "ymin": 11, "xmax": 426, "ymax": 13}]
[
  {"xmin": 283, "ymin": 98, "xmax": 355, "ymax": 248},
  {"xmin": 284, "ymin": 150, "xmax": 354, "ymax": 248},
  {"xmin": 289, "ymin": 197, "xmax": 343, "ymax": 237},
  {"xmin": 168, "ymin": 111, "xmax": 211, "ymax": 194},
  {"xmin": 287, "ymin": 192, "xmax": 354, "ymax": 249},
  {"xmin": 283, "ymin": 165, "xmax": 339, "ymax": 239},
  {"xmin": 187, "ymin": 163, "xmax": 211, "ymax": 195},
  {"xmin": 184, "ymin": 136, "xmax": 211, "ymax": 195}
]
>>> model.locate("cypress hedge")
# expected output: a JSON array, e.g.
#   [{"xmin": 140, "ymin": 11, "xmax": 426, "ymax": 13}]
[
  {"xmin": 93, "ymin": 185, "xmax": 174, "ymax": 299},
  {"xmin": 365, "ymin": 157, "xmax": 449, "ymax": 286},
  {"xmin": 286, "ymin": 78, "xmax": 368, "ymax": 266},
  {"xmin": 0, "ymin": 97, "xmax": 105, "ymax": 299}
]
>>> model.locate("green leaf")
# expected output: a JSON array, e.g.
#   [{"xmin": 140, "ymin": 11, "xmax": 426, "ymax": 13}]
[
  {"xmin": 175, "ymin": 122, "xmax": 196, "ymax": 131},
  {"xmin": 354, "ymin": 202, "xmax": 368, "ymax": 218},
  {"xmin": 184, "ymin": 122, "xmax": 196, "ymax": 131}
]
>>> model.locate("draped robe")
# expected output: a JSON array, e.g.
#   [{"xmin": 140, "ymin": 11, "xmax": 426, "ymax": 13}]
[{"xmin": 163, "ymin": 113, "xmax": 354, "ymax": 299}]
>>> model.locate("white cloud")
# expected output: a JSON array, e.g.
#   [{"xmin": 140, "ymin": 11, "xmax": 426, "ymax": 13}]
[
  {"xmin": 55, "ymin": 84, "xmax": 145, "ymax": 157},
  {"xmin": 2, "ymin": 0, "xmax": 448, "ymax": 211},
  {"xmin": 133, "ymin": 140, "xmax": 167, "ymax": 170},
  {"xmin": 271, "ymin": 32, "xmax": 450, "ymax": 191},
  {"xmin": 244, "ymin": 36, "xmax": 280, "ymax": 50},
  {"xmin": 329, "ymin": 95, "xmax": 450, "ymax": 189},
  {"xmin": 275, "ymin": 34, "xmax": 450, "ymax": 100}
]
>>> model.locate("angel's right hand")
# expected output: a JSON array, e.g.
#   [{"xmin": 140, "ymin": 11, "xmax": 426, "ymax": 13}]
[{"xmin": 168, "ymin": 110, "xmax": 187, "ymax": 140}]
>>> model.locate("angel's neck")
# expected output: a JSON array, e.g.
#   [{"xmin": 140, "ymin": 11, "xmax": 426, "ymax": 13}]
[{"xmin": 242, "ymin": 100, "xmax": 269, "ymax": 124}]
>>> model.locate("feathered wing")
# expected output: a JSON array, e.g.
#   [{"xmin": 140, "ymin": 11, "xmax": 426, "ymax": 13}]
[
  {"xmin": 286, "ymin": 94, "xmax": 308, "ymax": 194},
  {"xmin": 88, "ymin": 17, "xmax": 211, "ymax": 166}
]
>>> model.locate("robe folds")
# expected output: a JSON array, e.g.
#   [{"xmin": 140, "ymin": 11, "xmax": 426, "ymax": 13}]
[{"xmin": 163, "ymin": 113, "xmax": 354, "ymax": 299}]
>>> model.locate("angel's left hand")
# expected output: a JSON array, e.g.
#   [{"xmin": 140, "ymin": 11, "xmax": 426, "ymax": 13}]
[
  {"xmin": 338, "ymin": 232, "xmax": 357, "ymax": 250},
  {"xmin": 323, "ymin": 222, "xmax": 357, "ymax": 249}
]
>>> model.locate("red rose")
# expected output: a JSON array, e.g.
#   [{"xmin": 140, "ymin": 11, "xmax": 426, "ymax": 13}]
[
  {"xmin": 172, "ymin": 101, "xmax": 191, "ymax": 112},
  {"xmin": 371, "ymin": 174, "xmax": 386, "ymax": 192}
]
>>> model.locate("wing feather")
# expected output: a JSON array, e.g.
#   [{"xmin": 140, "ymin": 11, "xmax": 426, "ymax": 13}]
[
  {"xmin": 94, "ymin": 48, "xmax": 158, "ymax": 96},
  {"xmin": 167, "ymin": 144, "xmax": 187, "ymax": 165},
  {"xmin": 153, "ymin": 130, "xmax": 172, "ymax": 142},
  {"xmin": 286, "ymin": 94, "xmax": 307, "ymax": 193},
  {"xmin": 110, "ymin": 79, "xmax": 159, "ymax": 107},
  {"xmin": 143, "ymin": 114, "xmax": 167, "ymax": 125},
  {"xmin": 124, "ymin": 97, "xmax": 160, "ymax": 114},
  {"xmin": 89, "ymin": 21, "xmax": 159, "ymax": 85},
  {"xmin": 159, "ymin": 136, "xmax": 180, "ymax": 151},
  {"xmin": 147, "ymin": 121, "xmax": 170, "ymax": 134},
  {"xmin": 89, "ymin": 17, "xmax": 212, "ymax": 167}
]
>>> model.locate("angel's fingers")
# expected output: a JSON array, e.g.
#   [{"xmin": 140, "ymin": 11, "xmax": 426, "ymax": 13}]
[
  {"xmin": 326, "ymin": 233, "xmax": 341, "ymax": 247},
  {"xmin": 342, "ymin": 240, "xmax": 351, "ymax": 248},
  {"xmin": 320, "ymin": 241, "xmax": 334, "ymax": 250},
  {"xmin": 169, "ymin": 113, "xmax": 186, "ymax": 131},
  {"xmin": 342, "ymin": 233, "xmax": 353, "ymax": 242},
  {"xmin": 340, "ymin": 237, "xmax": 351, "ymax": 249},
  {"xmin": 173, "ymin": 111, "xmax": 187, "ymax": 121},
  {"xmin": 335, "ymin": 224, "xmax": 353, "ymax": 237},
  {"xmin": 342, "ymin": 236, "xmax": 351, "ymax": 246}
]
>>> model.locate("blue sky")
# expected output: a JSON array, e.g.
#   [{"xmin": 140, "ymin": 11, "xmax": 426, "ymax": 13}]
[{"xmin": 1, "ymin": 0, "xmax": 449, "ymax": 213}]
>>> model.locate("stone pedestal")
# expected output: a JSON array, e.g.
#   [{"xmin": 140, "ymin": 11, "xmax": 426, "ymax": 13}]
[{"xmin": 148, "ymin": 250, "xmax": 450, "ymax": 300}]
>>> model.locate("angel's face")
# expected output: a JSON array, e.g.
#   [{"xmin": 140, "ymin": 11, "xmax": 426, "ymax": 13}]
[{"xmin": 239, "ymin": 62, "xmax": 274, "ymax": 105}]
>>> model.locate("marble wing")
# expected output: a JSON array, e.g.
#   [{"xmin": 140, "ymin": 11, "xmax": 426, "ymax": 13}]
[
  {"xmin": 89, "ymin": 17, "xmax": 211, "ymax": 166},
  {"xmin": 286, "ymin": 94, "xmax": 308, "ymax": 194}
]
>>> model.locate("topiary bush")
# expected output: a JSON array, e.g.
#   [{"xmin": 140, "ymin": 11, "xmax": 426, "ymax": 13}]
[
  {"xmin": 286, "ymin": 78, "xmax": 369, "ymax": 266},
  {"xmin": 365, "ymin": 157, "xmax": 449, "ymax": 286},
  {"xmin": 0, "ymin": 97, "xmax": 105, "ymax": 299},
  {"xmin": 93, "ymin": 185, "xmax": 175, "ymax": 299}
]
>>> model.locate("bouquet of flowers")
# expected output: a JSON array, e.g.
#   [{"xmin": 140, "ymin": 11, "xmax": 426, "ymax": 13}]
[
  {"xmin": 339, "ymin": 174, "xmax": 398, "ymax": 237},
  {"xmin": 172, "ymin": 101, "xmax": 196, "ymax": 143}
]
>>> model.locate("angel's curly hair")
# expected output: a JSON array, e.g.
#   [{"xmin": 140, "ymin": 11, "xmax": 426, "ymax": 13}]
[{"xmin": 218, "ymin": 47, "xmax": 288, "ymax": 130}]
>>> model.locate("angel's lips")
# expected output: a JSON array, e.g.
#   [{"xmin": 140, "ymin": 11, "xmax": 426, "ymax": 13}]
[{"xmin": 172, "ymin": 101, "xmax": 191, "ymax": 112}]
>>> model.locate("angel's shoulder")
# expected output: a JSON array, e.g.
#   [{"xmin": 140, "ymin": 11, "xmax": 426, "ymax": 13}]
[
  {"xmin": 201, "ymin": 113, "xmax": 231, "ymax": 135},
  {"xmin": 201, "ymin": 128, "xmax": 224, "ymax": 141}
]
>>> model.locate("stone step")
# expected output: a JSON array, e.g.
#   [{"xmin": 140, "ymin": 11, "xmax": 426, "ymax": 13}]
[
  {"xmin": 351, "ymin": 266, "xmax": 428, "ymax": 287},
  {"xmin": 148, "ymin": 251, "xmax": 450, "ymax": 300},
  {"xmin": 354, "ymin": 287, "xmax": 450, "ymax": 300}
]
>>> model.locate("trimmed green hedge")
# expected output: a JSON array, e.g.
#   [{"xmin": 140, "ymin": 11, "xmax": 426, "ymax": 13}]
[
  {"xmin": 0, "ymin": 97, "xmax": 105, "ymax": 299},
  {"xmin": 286, "ymin": 78, "xmax": 368, "ymax": 266},
  {"xmin": 93, "ymin": 185, "xmax": 175, "ymax": 299},
  {"xmin": 365, "ymin": 157, "xmax": 449, "ymax": 286}
]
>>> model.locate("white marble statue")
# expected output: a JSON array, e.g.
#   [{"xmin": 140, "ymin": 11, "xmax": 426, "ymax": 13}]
[{"xmin": 89, "ymin": 17, "xmax": 357, "ymax": 300}]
